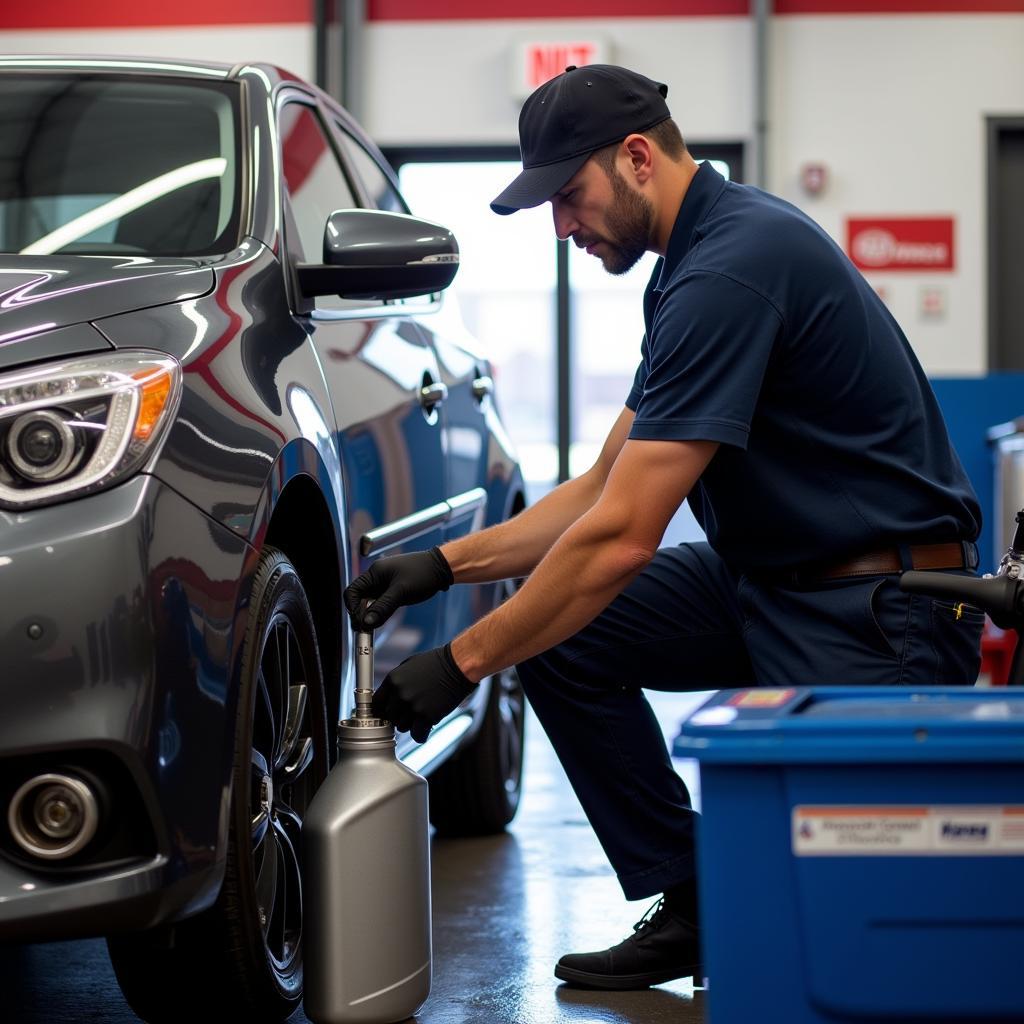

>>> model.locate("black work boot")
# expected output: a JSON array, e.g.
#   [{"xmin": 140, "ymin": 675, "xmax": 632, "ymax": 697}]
[{"xmin": 554, "ymin": 898, "xmax": 703, "ymax": 990}]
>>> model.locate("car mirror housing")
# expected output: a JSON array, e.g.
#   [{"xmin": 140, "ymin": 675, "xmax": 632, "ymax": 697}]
[{"xmin": 297, "ymin": 209, "xmax": 459, "ymax": 301}]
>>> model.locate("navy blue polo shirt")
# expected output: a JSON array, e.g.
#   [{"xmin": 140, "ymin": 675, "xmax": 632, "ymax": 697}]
[{"xmin": 626, "ymin": 162, "xmax": 980, "ymax": 571}]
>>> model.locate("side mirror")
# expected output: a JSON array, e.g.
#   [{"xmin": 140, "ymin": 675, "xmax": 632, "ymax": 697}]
[{"xmin": 297, "ymin": 209, "xmax": 459, "ymax": 301}]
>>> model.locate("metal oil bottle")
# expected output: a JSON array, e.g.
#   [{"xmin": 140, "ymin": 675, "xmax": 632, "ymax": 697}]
[{"xmin": 303, "ymin": 628, "xmax": 431, "ymax": 1024}]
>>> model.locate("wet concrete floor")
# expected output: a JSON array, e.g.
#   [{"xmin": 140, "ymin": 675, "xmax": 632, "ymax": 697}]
[{"xmin": 2, "ymin": 693, "xmax": 709, "ymax": 1024}]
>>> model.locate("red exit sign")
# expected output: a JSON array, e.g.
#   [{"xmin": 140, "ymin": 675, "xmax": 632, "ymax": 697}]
[
  {"xmin": 513, "ymin": 39, "xmax": 610, "ymax": 99},
  {"xmin": 846, "ymin": 217, "xmax": 955, "ymax": 272}
]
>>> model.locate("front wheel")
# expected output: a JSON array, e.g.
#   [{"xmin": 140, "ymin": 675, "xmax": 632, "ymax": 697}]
[{"xmin": 108, "ymin": 547, "xmax": 329, "ymax": 1022}]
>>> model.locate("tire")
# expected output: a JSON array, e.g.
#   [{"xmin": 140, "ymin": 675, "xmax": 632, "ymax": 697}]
[
  {"xmin": 428, "ymin": 662, "xmax": 525, "ymax": 836},
  {"xmin": 108, "ymin": 547, "xmax": 329, "ymax": 1023}
]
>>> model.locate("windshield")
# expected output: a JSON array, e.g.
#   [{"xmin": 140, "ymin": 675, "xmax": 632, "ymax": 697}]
[{"xmin": 0, "ymin": 74, "xmax": 241, "ymax": 257}]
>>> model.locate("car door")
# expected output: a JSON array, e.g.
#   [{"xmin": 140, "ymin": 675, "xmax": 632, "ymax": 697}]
[
  {"xmin": 277, "ymin": 94, "xmax": 448, "ymax": 681},
  {"xmin": 330, "ymin": 123, "xmax": 494, "ymax": 644}
]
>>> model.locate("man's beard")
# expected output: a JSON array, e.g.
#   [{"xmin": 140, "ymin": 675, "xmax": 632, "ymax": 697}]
[{"xmin": 587, "ymin": 166, "xmax": 654, "ymax": 276}]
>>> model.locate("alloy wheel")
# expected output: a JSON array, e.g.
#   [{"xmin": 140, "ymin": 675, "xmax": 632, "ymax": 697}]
[{"xmin": 250, "ymin": 613, "xmax": 318, "ymax": 973}]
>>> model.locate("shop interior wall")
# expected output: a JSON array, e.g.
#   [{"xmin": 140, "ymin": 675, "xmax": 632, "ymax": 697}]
[
  {"xmin": 768, "ymin": 13, "xmax": 1024, "ymax": 376},
  {"xmin": 361, "ymin": 10, "xmax": 1024, "ymax": 378},
  {"xmin": 1, "ymin": 6, "xmax": 1022, "ymax": 377},
  {"xmin": 362, "ymin": 16, "xmax": 753, "ymax": 145}
]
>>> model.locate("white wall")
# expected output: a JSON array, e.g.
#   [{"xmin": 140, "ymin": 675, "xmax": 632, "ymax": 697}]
[
  {"xmin": 363, "ymin": 17, "xmax": 753, "ymax": 144},
  {"xmin": 0, "ymin": 25, "xmax": 315, "ymax": 81},
  {"xmin": 770, "ymin": 14, "xmax": 1024, "ymax": 375},
  {"xmin": 361, "ymin": 11, "xmax": 1024, "ymax": 376}
]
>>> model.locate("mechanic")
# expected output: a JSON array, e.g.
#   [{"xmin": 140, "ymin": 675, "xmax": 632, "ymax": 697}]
[{"xmin": 344, "ymin": 65, "xmax": 983, "ymax": 991}]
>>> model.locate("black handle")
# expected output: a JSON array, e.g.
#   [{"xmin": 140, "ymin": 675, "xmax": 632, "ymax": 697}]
[
  {"xmin": 1012, "ymin": 509, "xmax": 1024, "ymax": 554},
  {"xmin": 899, "ymin": 571, "xmax": 1023, "ymax": 630}
]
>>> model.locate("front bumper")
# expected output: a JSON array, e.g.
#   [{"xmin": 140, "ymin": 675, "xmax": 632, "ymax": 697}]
[{"xmin": 0, "ymin": 474, "xmax": 253, "ymax": 940}]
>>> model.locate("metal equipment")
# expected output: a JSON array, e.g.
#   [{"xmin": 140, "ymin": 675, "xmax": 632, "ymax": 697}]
[{"xmin": 901, "ymin": 508, "xmax": 1024, "ymax": 685}]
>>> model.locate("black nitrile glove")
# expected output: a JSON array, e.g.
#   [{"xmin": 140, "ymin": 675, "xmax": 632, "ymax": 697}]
[
  {"xmin": 371, "ymin": 643, "xmax": 476, "ymax": 743},
  {"xmin": 344, "ymin": 547, "xmax": 454, "ymax": 631}
]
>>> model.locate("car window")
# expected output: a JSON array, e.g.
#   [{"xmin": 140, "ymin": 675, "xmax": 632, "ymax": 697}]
[
  {"xmin": 333, "ymin": 126, "xmax": 443, "ymax": 311},
  {"xmin": 279, "ymin": 101, "xmax": 379, "ymax": 312},
  {"xmin": 335, "ymin": 129, "xmax": 407, "ymax": 214},
  {"xmin": 279, "ymin": 102, "xmax": 358, "ymax": 262},
  {"xmin": 0, "ymin": 75, "xmax": 240, "ymax": 257}
]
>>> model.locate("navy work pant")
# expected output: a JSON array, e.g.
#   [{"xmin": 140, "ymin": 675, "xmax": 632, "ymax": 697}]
[{"xmin": 516, "ymin": 542, "xmax": 983, "ymax": 902}]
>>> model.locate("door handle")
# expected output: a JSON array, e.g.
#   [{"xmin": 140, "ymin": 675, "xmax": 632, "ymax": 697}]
[
  {"xmin": 471, "ymin": 375, "xmax": 494, "ymax": 402},
  {"xmin": 419, "ymin": 380, "xmax": 448, "ymax": 410}
]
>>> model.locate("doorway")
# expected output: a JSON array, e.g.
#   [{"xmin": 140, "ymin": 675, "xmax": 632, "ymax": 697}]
[
  {"xmin": 988, "ymin": 117, "xmax": 1024, "ymax": 370},
  {"xmin": 386, "ymin": 143, "xmax": 742, "ymax": 533}
]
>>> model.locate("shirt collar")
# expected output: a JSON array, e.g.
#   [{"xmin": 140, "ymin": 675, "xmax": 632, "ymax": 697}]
[{"xmin": 654, "ymin": 161, "xmax": 727, "ymax": 291}]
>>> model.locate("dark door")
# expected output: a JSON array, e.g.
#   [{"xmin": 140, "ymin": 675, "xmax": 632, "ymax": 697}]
[{"xmin": 989, "ymin": 118, "xmax": 1024, "ymax": 370}]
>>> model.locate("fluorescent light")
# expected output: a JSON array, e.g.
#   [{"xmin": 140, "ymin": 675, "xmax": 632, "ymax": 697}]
[{"xmin": 21, "ymin": 158, "xmax": 227, "ymax": 256}]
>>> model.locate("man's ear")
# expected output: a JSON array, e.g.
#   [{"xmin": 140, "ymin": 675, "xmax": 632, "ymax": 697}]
[{"xmin": 622, "ymin": 134, "xmax": 655, "ymax": 185}]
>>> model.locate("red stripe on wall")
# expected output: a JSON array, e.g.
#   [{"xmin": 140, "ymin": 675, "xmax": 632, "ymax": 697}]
[
  {"xmin": 367, "ymin": 0, "xmax": 749, "ymax": 18},
  {"xmin": 775, "ymin": 0, "xmax": 1024, "ymax": 12},
  {"xmin": 366, "ymin": 0, "xmax": 1023, "ymax": 15},
  {"xmin": 1, "ymin": 0, "xmax": 1019, "ymax": 29},
  {"xmin": 0, "ymin": 0, "xmax": 312, "ymax": 30}
]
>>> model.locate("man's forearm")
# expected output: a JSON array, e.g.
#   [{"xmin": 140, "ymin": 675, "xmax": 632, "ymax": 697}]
[
  {"xmin": 450, "ymin": 503, "xmax": 651, "ymax": 682},
  {"xmin": 440, "ymin": 468, "xmax": 603, "ymax": 584},
  {"xmin": 447, "ymin": 436, "xmax": 718, "ymax": 682}
]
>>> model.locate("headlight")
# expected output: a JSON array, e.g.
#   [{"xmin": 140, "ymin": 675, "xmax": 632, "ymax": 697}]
[{"xmin": 0, "ymin": 351, "xmax": 181, "ymax": 509}]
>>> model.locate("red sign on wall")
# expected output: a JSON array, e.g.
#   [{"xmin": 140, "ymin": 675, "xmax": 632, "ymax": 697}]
[
  {"xmin": 525, "ymin": 43, "xmax": 598, "ymax": 88},
  {"xmin": 513, "ymin": 40, "xmax": 610, "ymax": 99},
  {"xmin": 846, "ymin": 217, "xmax": 955, "ymax": 272}
]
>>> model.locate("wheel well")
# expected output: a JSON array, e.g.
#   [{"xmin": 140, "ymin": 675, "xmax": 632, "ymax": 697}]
[{"xmin": 264, "ymin": 476, "xmax": 343, "ymax": 727}]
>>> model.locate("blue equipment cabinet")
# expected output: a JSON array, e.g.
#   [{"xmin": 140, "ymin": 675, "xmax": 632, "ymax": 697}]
[{"xmin": 673, "ymin": 687, "xmax": 1024, "ymax": 1023}]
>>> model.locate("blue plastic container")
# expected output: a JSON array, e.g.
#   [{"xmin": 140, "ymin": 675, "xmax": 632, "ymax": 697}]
[{"xmin": 673, "ymin": 687, "xmax": 1024, "ymax": 1023}]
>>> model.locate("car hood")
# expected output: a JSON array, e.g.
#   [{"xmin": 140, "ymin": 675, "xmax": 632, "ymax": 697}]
[{"xmin": 0, "ymin": 255, "xmax": 215, "ymax": 360}]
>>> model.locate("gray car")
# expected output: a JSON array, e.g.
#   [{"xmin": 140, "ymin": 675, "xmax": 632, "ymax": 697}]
[{"xmin": 0, "ymin": 55, "xmax": 526, "ymax": 1022}]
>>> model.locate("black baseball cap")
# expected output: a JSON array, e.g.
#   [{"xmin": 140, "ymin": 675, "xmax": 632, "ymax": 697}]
[{"xmin": 491, "ymin": 64, "xmax": 670, "ymax": 216}]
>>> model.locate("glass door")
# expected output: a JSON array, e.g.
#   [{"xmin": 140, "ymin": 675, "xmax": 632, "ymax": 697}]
[
  {"xmin": 394, "ymin": 149, "xmax": 740, "ymax": 545},
  {"xmin": 398, "ymin": 159, "xmax": 559, "ymax": 505}
]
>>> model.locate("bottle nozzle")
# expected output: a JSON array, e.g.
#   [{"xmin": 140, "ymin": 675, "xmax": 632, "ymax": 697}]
[
  {"xmin": 355, "ymin": 630, "xmax": 374, "ymax": 720},
  {"xmin": 344, "ymin": 599, "xmax": 390, "ymax": 729}
]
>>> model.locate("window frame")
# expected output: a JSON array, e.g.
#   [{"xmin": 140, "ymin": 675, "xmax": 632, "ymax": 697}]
[
  {"xmin": 332, "ymin": 129, "xmax": 409, "ymax": 215},
  {"xmin": 275, "ymin": 93, "xmax": 355, "ymax": 275}
]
